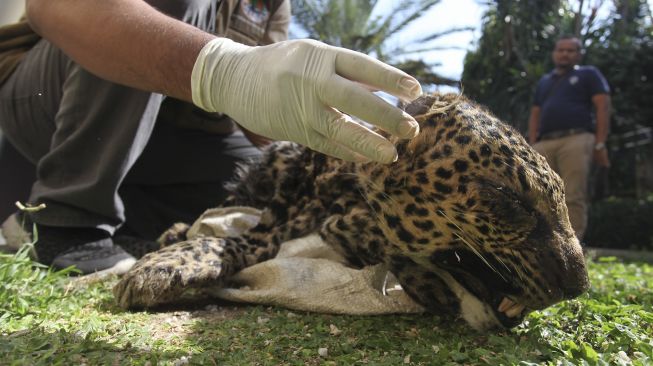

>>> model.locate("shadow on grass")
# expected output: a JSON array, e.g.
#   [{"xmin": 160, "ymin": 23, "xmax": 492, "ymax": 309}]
[
  {"xmin": 100, "ymin": 295, "xmax": 560, "ymax": 365},
  {"xmin": 86, "ymin": 257, "xmax": 651, "ymax": 365},
  {"xmin": 4, "ymin": 253, "xmax": 650, "ymax": 364},
  {"xmin": 184, "ymin": 307, "xmax": 558, "ymax": 364},
  {"xmin": 2, "ymin": 326, "xmax": 189, "ymax": 365},
  {"xmin": 83, "ymin": 284, "xmax": 561, "ymax": 365},
  {"xmin": 4, "ymin": 288, "xmax": 562, "ymax": 365}
]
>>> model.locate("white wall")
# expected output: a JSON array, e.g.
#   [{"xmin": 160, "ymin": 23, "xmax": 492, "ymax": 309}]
[{"xmin": 0, "ymin": 0, "xmax": 25, "ymax": 26}]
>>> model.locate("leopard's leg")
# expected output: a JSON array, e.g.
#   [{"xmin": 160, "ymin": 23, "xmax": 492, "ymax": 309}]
[
  {"xmin": 319, "ymin": 204, "xmax": 388, "ymax": 268},
  {"xmin": 114, "ymin": 232, "xmax": 283, "ymax": 309},
  {"xmin": 114, "ymin": 201, "xmax": 327, "ymax": 309},
  {"xmin": 114, "ymin": 236, "xmax": 230, "ymax": 308}
]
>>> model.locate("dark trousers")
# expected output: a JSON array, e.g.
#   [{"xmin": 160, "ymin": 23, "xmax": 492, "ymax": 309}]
[
  {"xmin": 0, "ymin": 18, "xmax": 259, "ymax": 240},
  {"xmin": 0, "ymin": 134, "xmax": 35, "ymax": 221}
]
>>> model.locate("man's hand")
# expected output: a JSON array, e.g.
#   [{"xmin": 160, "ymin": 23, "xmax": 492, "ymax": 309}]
[
  {"xmin": 594, "ymin": 148, "xmax": 610, "ymax": 167},
  {"xmin": 191, "ymin": 38, "xmax": 422, "ymax": 164},
  {"xmin": 527, "ymin": 106, "xmax": 541, "ymax": 145},
  {"xmin": 592, "ymin": 94, "xmax": 610, "ymax": 168}
]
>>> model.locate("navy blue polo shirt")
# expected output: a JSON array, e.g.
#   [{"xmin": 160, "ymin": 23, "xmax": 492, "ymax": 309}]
[{"xmin": 534, "ymin": 65, "xmax": 610, "ymax": 136}]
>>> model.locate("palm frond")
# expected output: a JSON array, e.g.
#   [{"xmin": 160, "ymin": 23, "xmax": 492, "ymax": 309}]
[
  {"xmin": 290, "ymin": 0, "xmax": 463, "ymax": 86},
  {"xmin": 385, "ymin": 0, "xmax": 443, "ymax": 37},
  {"xmin": 411, "ymin": 26, "xmax": 476, "ymax": 44},
  {"xmin": 387, "ymin": 45, "xmax": 470, "ymax": 55}
]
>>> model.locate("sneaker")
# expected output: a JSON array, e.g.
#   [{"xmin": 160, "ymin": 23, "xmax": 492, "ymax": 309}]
[
  {"xmin": 51, "ymin": 239, "xmax": 136, "ymax": 275},
  {"xmin": 1, "ymin": 212, "xmax": 136, "ymax": 275}
]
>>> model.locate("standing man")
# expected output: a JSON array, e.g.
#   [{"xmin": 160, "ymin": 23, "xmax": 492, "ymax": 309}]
[{"xmin": 528, "ymin": 35, "xmax": 611, "ymax": 240}]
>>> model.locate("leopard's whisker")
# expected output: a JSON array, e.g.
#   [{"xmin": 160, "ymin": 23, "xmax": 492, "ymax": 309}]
[
  {"xmin": 501, "ymin": 159, "xmax": 515, "ymax": 169},
  {"xmin": 455, "ymin": 231, "xmax": 507, "ymax": 282},
  {"xmin": 476, "ymin": 221, "xmax": 517, "ymax": 275},
  {"xmin": 464, "ymin": 217, "xmax": 514, "ymax": 276},
  {"xmin": 356, "ymin": 187, "xmax": 387, "ymax": 225},
  {"xmin": 488, "ymin": 249, "xmax": 513, "ymax": 274},
  {"xmin": 511, "ymin": 250, "xmax": 530, "ymax": 283},
  {"xmin": 438, "ymin": 210, "xmax": 506, "ymax": 282}
]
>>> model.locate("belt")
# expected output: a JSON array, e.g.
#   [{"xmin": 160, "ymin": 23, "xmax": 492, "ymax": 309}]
[{"xmin": 539, "ymin": 128, "xmax": 589, "ymax": 141}]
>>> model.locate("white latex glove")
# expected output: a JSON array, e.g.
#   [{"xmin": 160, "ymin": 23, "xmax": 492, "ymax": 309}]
[{"xmin": 191, "ymin": 38, "xmax": 422, "ymax": 163}]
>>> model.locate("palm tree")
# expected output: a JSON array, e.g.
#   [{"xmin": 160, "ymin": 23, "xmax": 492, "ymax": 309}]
[{"xmin": 290, "ymin": 0, "xmax": 473, "ymax": 87}]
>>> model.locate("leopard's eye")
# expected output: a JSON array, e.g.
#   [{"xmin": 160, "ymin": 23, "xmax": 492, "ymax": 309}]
[{"xmin": 479, "ymin": 184, "xmax": 536, "ymax": 238}]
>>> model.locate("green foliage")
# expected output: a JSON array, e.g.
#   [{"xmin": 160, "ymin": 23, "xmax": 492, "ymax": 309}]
[
  {"xmin": 0, "ymin": 246, "xmax": 76, "ymax": 320},
  {"xmin": 290, "ymin": 0, "xmax": 471, "ymax": 88},
  {"xmin": 585, "ymin": 195, "xmax": 653, "ymax": 250},
  {"xmin": 1, "ymin": 250, "xmax": 651, "ymax": 365},
  {"xmin": 584, "ymin": 1, "xmax": 653, "ymax": 197},
  {"xmin": 521, "ymin": 258, "xmax": 653, "ymax": 365},
  {"xmin": 462, "ymin": 0, "xmax": 567, "ymax": 131},
  {"xmin": 463, "ymin": 0, "xmax": 653, "ymax": 198},
  {"xmin": 291, "ymin": 0, "xmax": 440, "ymax": 58}
]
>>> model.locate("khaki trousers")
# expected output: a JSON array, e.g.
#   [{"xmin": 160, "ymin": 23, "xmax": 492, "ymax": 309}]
[{"xmin": 533, "ymin": 132, "xmax": 595, "ymax": 239}]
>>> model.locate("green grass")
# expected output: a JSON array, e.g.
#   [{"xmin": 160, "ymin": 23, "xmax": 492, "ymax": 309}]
[{"xmin": 1, "ymin": 247, "xmax": 651, "ymax": 366}]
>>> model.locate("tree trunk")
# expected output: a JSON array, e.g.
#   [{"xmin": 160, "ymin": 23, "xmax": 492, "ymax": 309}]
[{"xmin": 574, "ymin": 0, "xmax": 585, "ymax": 37}]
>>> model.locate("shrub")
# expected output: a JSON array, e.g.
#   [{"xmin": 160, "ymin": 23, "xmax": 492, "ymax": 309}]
[{"xmin": 585, "ymin": 195, "xmax": 653, "ymax": 250}]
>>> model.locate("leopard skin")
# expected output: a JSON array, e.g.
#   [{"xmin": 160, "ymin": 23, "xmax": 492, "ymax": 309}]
[{"xmin": 113, "ymin": 93, "xmax": 590, "ymax": 330}]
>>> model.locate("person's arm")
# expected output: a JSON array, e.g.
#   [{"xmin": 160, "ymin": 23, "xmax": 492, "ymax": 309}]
[
  {"xmin": 527, "ymin": 106, "xmax": 541, "ymax": 144},
  {"xmin": 25, "ymin": 0, "xmax": 213, "ymax": 102},
  {"xmin": 592, "ymin": 93, "xmax": 611, "ymax": 167},
  {"xmin": 27, "ymin": 0, "xmax": 422, "ymax": 163}
]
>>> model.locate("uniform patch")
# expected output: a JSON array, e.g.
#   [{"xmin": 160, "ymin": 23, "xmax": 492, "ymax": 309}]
[{"xmin": 569, "ymin": 75, "xmax": 579, "ymax": 85}]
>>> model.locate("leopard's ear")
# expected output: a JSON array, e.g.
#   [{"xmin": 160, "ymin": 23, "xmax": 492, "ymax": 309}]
[
  {"xmin": 383, "ymin": 93, "xmax": 447, "ymax": 158},
  {"xmin": 389, "ymin": 94, "xmax": 437, "ymax": 158},
  {"xmin": 403, "ymin": 95, "xmax": 438, "ymax": 118},
  {"xmin": 405, "ymin": 93, "xmax": 465, "ymax": 127},
  {"xmin": 377, "ymin": 94, "xmax": 437, "ymax": 139}
]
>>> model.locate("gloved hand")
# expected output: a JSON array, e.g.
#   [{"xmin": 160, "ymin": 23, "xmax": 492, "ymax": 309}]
[{"xmin": 191, "ymin": 38, "xmax": 422, "ymax": 163}]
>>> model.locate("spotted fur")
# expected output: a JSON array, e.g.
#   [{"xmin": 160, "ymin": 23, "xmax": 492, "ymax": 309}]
[{"xmin": 114, "ymin": 93, "xmax": 589, "ymax": 329}]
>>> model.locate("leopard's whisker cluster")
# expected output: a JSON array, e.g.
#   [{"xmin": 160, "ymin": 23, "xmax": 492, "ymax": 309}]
[{"xmin": 437, "ymin": 209, "xmax": 507, "ymax": 281}]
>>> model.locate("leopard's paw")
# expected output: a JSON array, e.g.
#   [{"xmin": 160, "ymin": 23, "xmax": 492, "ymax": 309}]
[{"xmin": 113, "ymin": 237, "xmax": 227, "ymax": 309}]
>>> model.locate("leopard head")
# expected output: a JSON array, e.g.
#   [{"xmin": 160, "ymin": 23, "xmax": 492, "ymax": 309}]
[{"xmin": 358, "ymin": 93, "xmax": 589, "ymax": 330}]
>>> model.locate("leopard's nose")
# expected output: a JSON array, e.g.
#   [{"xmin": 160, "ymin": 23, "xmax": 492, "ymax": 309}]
[
  {"xmin": 561, "ymin": 254, "xmax": 590, "ymax": 299},
  {"xmin": 559, "ymin": 238, "xmax": 590, "ymax": 299},
  {"xmin": 541, "ymin": 235, "xmax": 590, "ymax": 301}
]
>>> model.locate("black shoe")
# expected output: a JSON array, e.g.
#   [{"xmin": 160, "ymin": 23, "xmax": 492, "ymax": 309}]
[
  {"xmin": 8, "ymin": 211, "xmax": 136, "ymax": 275},
  {"xmin": 51, "ymin": 239, "xmax": 136, "ymax": 275}
]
